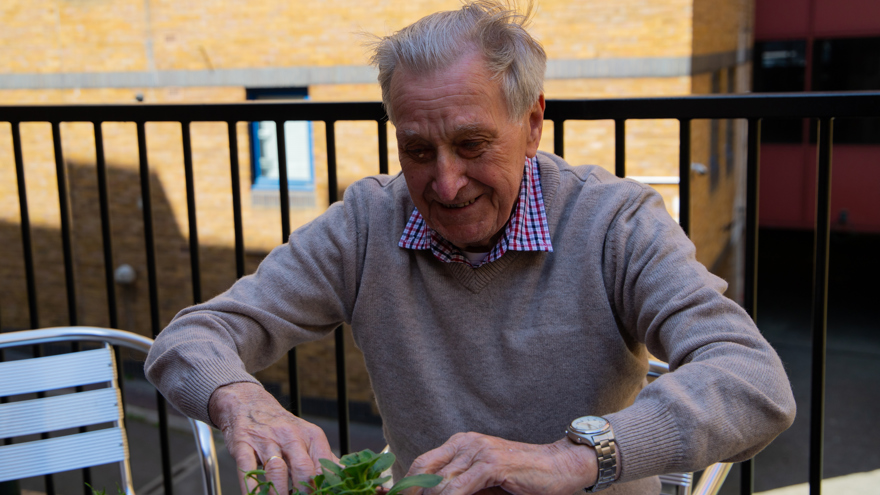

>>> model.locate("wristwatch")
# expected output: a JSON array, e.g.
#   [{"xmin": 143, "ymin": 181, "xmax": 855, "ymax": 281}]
[{"xmin": 566, "ymin": 416, "xmax": 617, "ymax": 492}]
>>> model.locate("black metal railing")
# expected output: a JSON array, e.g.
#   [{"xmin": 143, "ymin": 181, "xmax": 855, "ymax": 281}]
[{"xmin": 2, "ymin": 91, "xmax": 879, "ymax": 495}]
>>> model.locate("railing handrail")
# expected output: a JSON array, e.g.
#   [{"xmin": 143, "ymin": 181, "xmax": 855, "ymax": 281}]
[
  {"xmin": 1, "ymin": 91, "xmax": 880, "ymax": 122},
  {"xmin": 3, "ymin": 90, "xmax": 876, "ymax": 495}
]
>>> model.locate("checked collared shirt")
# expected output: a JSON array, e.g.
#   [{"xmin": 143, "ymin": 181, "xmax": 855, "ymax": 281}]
[{"xmin": 398, "ymin": 156, "xmax": 553, "ymax": 267}]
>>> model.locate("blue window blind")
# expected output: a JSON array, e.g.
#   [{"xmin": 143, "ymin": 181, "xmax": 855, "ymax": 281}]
[{"xmin": 247, "ymin": 87, "xmax": 315, "ymax": 191}]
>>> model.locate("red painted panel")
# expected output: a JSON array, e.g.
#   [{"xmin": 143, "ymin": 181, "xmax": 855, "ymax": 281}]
[
  {"xmin": 759, "ymin": 145, "xmax": 812, "ymax": 228},
  {"xmin": 827, "ymin": 146, "xmax": 880, "ymax": 232},
  {"xmin": 759, "ymin": 144, "xmax": 880, "ymax": 232},
  {"xmin": 815, "ymin": 0, "xmax": 880, "ymax": 37},
  {"xmin": 755, "ymin": 0, "xmax": 810, "ymax": 40}
]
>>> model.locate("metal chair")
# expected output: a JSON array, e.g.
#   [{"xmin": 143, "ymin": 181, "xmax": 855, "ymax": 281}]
[
  {"xmin": 649, "ymin": 359, "xmax": 732, "ymax": 495},
  {"xmin": 0, "ymin": 327, "xmax": 221, "ymax": 495}
]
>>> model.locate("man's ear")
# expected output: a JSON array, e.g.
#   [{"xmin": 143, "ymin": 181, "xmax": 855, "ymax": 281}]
[{"xmin": 525, "ymin": 94, "xmax": 545, "ymax": 158}]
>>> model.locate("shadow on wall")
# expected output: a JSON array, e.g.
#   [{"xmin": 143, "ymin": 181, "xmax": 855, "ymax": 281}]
[
  {"xmin": 0, "ymin": 160, "xmax": 377, "ymax": 419},
  {"xmin": 0, "ymin": 160, "xmax": 251, "ymax": 334}
]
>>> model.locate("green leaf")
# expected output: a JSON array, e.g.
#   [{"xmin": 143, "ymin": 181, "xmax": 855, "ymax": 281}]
[
  {"xmin": 320, "ymin": 458, "xmax": 345, "ymax": 477},
  {"xmin": 85, "ymin": 483, "xmax": 106, "ymax": 495},
  {"xmin": 323, "ymin": 471, "xmax": 343, "ymax": 487},
  {"xmin": 386, "ymin": 474, "xmax": 443, "ymax": 495},
  {"xmin": 340, "ymin": 448, "xmax": 375, "ymax": 466},
  {"xmin": 368, "ymin": 452, "xmax": 395, "ymax": 477},
  {"xmin": 371, "ymin": 475, "xmax": 392, "ymax": 486}
]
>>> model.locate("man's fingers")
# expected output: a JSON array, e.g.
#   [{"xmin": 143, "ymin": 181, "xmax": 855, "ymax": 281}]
[
  {"xmin": 432, "ymin": 463, "xmax": 497, "ymax": 495},
  {"xmin": 287, "ymin": 445, "xmax": 322, "ymax": 488},
  {"xmin": 262, "ymin": 455, "xmax": 290, "ymax": 495},
  {"xmin": 408, "ymin": 438, "xmax": 464, "ymax": 477},
  {"xmin": 233, "ymin": 449, "xmax": 259, "ymax": 495},
  {"xmin": 302, "ymin": 425, "xmax": 338, "ymax": 469}
]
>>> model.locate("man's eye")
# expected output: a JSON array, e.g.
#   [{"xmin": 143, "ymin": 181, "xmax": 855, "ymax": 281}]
[{"xmin": 459, "ymin": 141, "xmax": 486, "ymax": 155}]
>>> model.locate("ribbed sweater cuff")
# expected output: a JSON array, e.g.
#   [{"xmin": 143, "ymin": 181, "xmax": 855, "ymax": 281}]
[
  {"xmin": 605, "ymin": 401, "xmax": 682, "ymax": 483},
  {"xmin": 164, "ymin": 358, "xmax": 261, "ymax": 427}
]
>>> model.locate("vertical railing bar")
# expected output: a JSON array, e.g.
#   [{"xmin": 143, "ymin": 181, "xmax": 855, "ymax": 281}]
[
  {"xmin": 52, "ymin": 121, "xmax": 94, "ymax": 493},
  {"xmin": 94, "ymin": 122, "xmax": 119, "ymax": 329},
  {"xmin": 809, "ymin": 117, "xmax": 833, "ymax": 495},
  {"xmin": 325, "ymin": 120, "xmax": 350, "ymax": 454},
  {"xmin": 614, "ymin": 119, "xmax": 626, "ymax": 178},
  {"xmin": 94, "ymin": 122, "xmax": 128, "ymax": 488},
  {"xmin": 137, "ymin": 121, "xmax": 174, "ymax": 495},
  {"xmin": 743, "ymin": 118, "xmax": 761, "ymax": 322},
  {"xmin": 228, "ymin": 121, "xmax": 245, "ymax": 279},
  {"xmin": 740, "ymin": 118, "xmax": 762, "ymax": 495},
  {"xmin": 137, "ymin": 121, "xmax": 161, "ymax": 340},
  {"xmin": 12, "ymin": 123, "xmax": 54, "ymax": 494},
  {"xmin": 275, "ymin": 118, "xmax": 300, "ymax": 416},
  {"xmin": 378, "ymin": 119, "xmax": 389, "ymax": 175},
  {"xmin": 327, "ymin": 120, "xmax": 339, "ymax": 205},
  {"xmin": 553, "ymin": 119, "xmax": 565, "ymax": 158},
  {"xmin": 182, "ymin": 121, "xmax": 202, "ymax": 303},
  {"xmin": 51, "ymin": 121, "xmax": 78, "ymax": 328},
  {"xmin": 12, "ymin": 121, "xmax": 53, "ymax": 494},
  {"xmin": 678, "ymin": 119, "xmax": 691, "ymax": 236},
  {"xmin": 12, "ymin": 122, "xmax": 39, "ymax": 331},
  {"xmin": 287, "ymin": 353, "xmax": 301, "ymax": 417},
  {"xmin": 335, "ymin": 326, "xmax": 351, "ymax": 455},
  {"xmin": 276, "ymin": 119, "xmax": 291, "ymax": 241}
]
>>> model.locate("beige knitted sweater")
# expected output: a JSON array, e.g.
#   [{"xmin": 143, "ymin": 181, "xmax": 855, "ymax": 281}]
[{"xmin": 146, "ymin": 151, "xmax": 795, "ymax": 494}]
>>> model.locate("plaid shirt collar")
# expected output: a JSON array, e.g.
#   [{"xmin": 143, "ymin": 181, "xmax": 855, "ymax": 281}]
[{"xmin": 398, "ymin": 156, "xmax": 553, "ymax": 267}]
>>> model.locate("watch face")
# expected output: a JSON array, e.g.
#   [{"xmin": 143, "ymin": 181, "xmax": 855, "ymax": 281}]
[{"xmin": 571, "ymin": 416, "xmax": 608, "ymax": 433}]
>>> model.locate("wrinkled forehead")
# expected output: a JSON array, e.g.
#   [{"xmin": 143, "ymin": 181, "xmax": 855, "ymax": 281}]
[{"xmin": 389, "ymin": 52, "xmax": 509, "ymax": 137}]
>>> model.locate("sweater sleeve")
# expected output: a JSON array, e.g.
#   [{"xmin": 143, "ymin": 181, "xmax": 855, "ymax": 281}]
[
  {"xmin": 145, "ymin": 196, "xmax": 362, "ymax": 426},
  {"xmin": 600, "ymin": 183, "xmax": 796, "ymax": 483}
]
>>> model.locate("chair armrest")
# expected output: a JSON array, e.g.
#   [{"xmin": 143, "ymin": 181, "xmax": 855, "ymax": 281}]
[{"xmin": 692, "ymin": 463, "xmax": 732, "ymax": 495}]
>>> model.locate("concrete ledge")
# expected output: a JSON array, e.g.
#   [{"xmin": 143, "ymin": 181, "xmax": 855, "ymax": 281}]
[
  {"xmin": 0, "ymin": 50, "xmax": 751, "ymax": 90},
  {"xmin": 756, "ymin": 469, "xmax": 880, "ymax": 495}
]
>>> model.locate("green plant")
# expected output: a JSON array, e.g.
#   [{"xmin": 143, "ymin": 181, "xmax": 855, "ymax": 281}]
[
  {"xmin": 85, "ymin": 482, "xmax": 125, "ymax": 495},
  {"xmin": 244, "ymin": 449, "xmax": 442, "ymax": 495}
]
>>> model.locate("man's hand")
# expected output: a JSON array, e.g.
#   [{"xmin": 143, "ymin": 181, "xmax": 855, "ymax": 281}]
[
  {"xmin": 209, "ymin": 382, "xmax": 338, "ymax": 495},
  {"xmin": 405, "ymin": 432, "xmax": 598, "ymax": 495}
]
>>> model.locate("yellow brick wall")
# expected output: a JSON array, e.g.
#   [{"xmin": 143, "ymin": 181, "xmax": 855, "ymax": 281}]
[
  {"xmin": 1, "ymin": 0, "xmax": 696, "ymax": 73},
  {"xmin": 534, "ymin": 0, "xmax": 693, "ymax": 59},
  {"xmin": 688, "ymin": 66, "xmax": 749, "ymax": 274},
  {"xmin": 0, "ymin": 86, "xmax": 379, "ymax": 405},
  {"xmin": 542, "ymin": 77, "xmax": 693, "ymax": 219},
  {"xmin": 0, "ymin": 0, "xmax": 754, "ymax": 407},
  {"xmin": 692, "ymin": 0, "xmax": 753, "ymax": 56}
]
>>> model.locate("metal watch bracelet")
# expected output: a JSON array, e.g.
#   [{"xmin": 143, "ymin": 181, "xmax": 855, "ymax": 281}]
[{"xmin": 585, "ymin": 438, "xmax": 617, "ymax": 492}]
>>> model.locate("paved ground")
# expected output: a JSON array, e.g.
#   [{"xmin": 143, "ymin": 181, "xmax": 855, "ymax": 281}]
[
  {"xmin": 11, "ymin": 229, "xmax": 880, "ymax": 495},
  {"xmin": 712, "ymin": 230, "xmax": 880, "ymax": 495}
]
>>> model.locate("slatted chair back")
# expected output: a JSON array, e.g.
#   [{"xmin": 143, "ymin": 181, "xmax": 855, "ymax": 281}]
[
  {"xmin": 0, "ymin": 327, "xmax": 222, "ymax": 495},
  {"xmin": 0, "ymin": 345, "xmax": 134, "ymax": 492}
]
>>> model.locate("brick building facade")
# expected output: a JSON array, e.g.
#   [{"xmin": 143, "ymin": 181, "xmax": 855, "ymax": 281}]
[{"xmin": 0, "ymin": 0, "xmax": 754, "ymax": 414}]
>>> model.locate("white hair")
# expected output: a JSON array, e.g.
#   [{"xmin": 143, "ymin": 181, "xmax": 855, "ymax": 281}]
[{"xmin": 367, "ymin": 0, "xmax": 546, "ymax": 123}]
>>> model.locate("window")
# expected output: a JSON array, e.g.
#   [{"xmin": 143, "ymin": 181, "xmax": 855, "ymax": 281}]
[
  {"xmin": 753, "ymin": 40, "xmax": 807, "ymax": 143},
  {"xmin": 812, "ymin": 37, "xmax": 880, "ymax": 144},
  {"xmin": 247, "ymin": 88, "xmax": 315, "ymax": 193},
  {"xmin": 753, "ymin": 37, "xmax": 880, "ymax": 145}
]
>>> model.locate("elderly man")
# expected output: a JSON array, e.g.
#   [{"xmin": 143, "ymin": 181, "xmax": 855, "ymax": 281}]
[{"xmin": 146, "ymin": 2, "xmax": 796, "ymax": 494}]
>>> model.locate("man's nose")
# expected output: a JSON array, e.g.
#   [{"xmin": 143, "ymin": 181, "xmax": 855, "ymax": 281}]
[{"xmin": 431, "ymin": 150, "xmax": 468, "ymax": 202}]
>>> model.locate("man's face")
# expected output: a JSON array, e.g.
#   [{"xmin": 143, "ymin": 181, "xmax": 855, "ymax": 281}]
[{"xmin": 390, "ymin": 50, "xmax": 544, "ymax": 252}]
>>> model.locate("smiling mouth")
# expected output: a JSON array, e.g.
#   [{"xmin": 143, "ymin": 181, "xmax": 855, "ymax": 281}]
[{"xmin": 443, "ymin": 197, "xmax": 478, "ymax": 209}]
